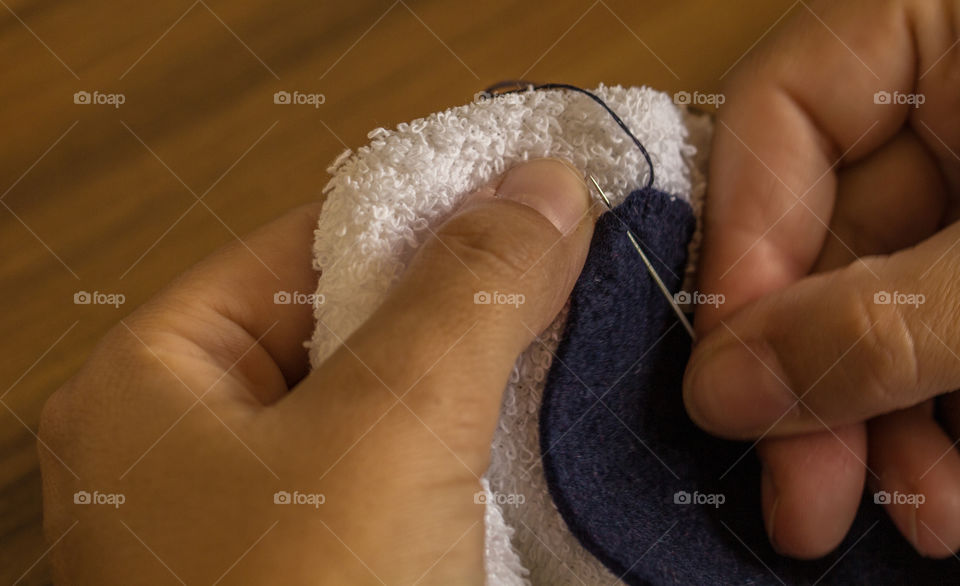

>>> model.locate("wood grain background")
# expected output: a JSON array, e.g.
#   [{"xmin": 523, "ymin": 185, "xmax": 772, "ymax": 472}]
[{"xmin": 0, "ymin": 0, "xmax": 793, "ymax": 582}]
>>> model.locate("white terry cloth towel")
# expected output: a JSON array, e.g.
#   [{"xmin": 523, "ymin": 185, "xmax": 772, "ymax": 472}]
[{"xmin": 306, "ymin": 85, "xmax": 713, "ymax": 585}]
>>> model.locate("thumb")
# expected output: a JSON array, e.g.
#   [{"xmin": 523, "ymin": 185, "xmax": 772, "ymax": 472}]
[
  {"xmin": 286, "ymin": 158, "xmax": 595, "ymax": 474},
  {"xmin": 683, "ymin": 223, "xmax": 960, "ymax": 440}
]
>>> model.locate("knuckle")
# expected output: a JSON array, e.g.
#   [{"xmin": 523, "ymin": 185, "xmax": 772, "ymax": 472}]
[
  {"xmin": 38, "ymin": 387, "xmax": 69, "ymax": 449},
  {"xmin": 837, "ymin": 264, "xmax": 919, "ymax": 410},
  {"xmin": 38, "ymin": 332, "xmax": 153, "ymax": 459},
  {"xmin": 38, "ymin": 376, "xmax": 91, "ymax": 452}
]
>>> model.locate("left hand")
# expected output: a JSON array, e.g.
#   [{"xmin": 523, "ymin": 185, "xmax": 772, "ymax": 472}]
[{"xmin": 39, "ymin": 158, "xmax": 595, "ymax": 584}]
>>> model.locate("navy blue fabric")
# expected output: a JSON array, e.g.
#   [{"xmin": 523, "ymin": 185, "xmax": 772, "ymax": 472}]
[{"xmin": 539, "ymin": 187, "xmax": 960, "ymax": 585}]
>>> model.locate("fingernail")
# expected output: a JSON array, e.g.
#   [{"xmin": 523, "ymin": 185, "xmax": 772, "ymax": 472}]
[
  {"xmin": 876, "ymin": 473, "xmax": 922, "ymax": 550},
  {"xmin": 496, "ymin": 158, "xmax": 590, "ymax": 234},
  {"xmin": 683, "ymin": 338, "xmax": 797, "ymax": 437},
  {"xmin": 761, "ymin": 466, "xmax": 781, "ymax": 553},
  {"xmin": 909, "ymin": 503, "xmax": 919, "ymax": 549}
]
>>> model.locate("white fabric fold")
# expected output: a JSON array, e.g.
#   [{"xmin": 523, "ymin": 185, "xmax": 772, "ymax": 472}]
[{"xmin": 307, "ymin": 85, "xmax": 712, "ymax": 585}]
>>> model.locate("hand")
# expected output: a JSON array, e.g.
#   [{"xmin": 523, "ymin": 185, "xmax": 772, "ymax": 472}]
[
  {"xmin": 39, "ymin": 159, "xmax": 594, "ymax": 584},
  {"xmin": 683, "ymin": 0, "xmax": 960, "ymax": 559}
]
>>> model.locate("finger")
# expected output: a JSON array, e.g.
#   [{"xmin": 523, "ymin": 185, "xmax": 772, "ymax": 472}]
[
  {"xmin": 127, "ymin": 202, "xmax": 323, "ymax": 403},
  {"xmin": 684, "ymin": 220, "xmax": 960, "ymax": 439},
  {"xmin": 869, "ymin": 402, "xmax": 960, "ymax": 557},
  {"xmin": 814, "ymin": 128, "xmax": 946, "ymax": 270},
  {"xmin": 754, "ymin": 128, "xmax": 946, "ymax": 558},
  {"xmin": 911, "ymin": 1, "xmax": 960, "ymax": 198},
  {"xmin": 696, "ymin": 0, "xmax": 911, "ymax": 331},
  {"xmin": 758, "ymin": 424, "xmax": 866, "ymax": 558},
  {"xmin": 695, "ymin": 0, "xmax": 957, "ymax": 335},
  {"xmin": 752, "ymin": 139, "xmax": 922, "ymax": 559},
  {"xmin": 279, "ymin": 158, "xmax": 595, "ymax": 475},
  {"xmin": 689, "ymin": 0, "xmax": 960, "ymax": 563}
]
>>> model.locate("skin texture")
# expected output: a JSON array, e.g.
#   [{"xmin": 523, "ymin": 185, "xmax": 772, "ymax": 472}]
[
  {"xmin": 40, "ymin": 1, "xmax": 960, "ymax": 576},
  {"xmin": 684, "ymin": 0, "xmax": 960, "ymax": 560},
  {"xmin": 38, "ymin": 158, "xmax": 597, "ymax": 584}
]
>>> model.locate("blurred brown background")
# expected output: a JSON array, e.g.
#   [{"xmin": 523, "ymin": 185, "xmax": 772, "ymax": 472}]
[{"xmin": 0, "ymin": 0, "xmax": 792, "ymax": 582}]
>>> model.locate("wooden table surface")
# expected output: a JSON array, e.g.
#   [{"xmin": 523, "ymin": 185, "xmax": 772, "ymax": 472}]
[{"xmin": 0, "ymin": 0, "xmax": 793, "ymax": 582}]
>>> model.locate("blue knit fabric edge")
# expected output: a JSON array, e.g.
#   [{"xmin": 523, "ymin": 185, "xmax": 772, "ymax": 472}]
[{"xmin": 538, "ymin": 187, "xmax": 960, "ymax": 585}]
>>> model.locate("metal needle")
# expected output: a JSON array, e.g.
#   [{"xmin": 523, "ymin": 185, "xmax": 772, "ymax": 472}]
[{"xmin": 589, "ymin": 175, "xmax": 696, "ymax": 341}]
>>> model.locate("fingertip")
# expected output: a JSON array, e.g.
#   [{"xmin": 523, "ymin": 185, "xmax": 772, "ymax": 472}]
[
  {"xmin": 869, "ymin": 405, "xmax": 960, "ymax": 558},
  {"xmin": 913, "ymin": 489, "xmax": 960, "ymax": 558},
  {"xmin": 758, "ymin": 426, "xmax": 866, "ymax": 559},
  {"xmin": 683, "ymin": 333, "xmax": 797, "ymax": 439},
  {"xmin": 495, "ymin": 157, "xmax": 592, "ymax": 235},
  {"xmin": 874, "ymin": 469, "xmax": 960, "ymax": 559}
]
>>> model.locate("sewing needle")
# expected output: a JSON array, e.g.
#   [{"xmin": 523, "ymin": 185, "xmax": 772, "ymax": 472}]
[{"xmin": 589, "ymin": 175, "xmax": 697, "ymax": 341}]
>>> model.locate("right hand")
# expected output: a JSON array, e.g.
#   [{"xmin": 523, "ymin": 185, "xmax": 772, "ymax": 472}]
[{"xmin": 683, "ymin": 0, "xmax": 960, "ymax": 559}]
